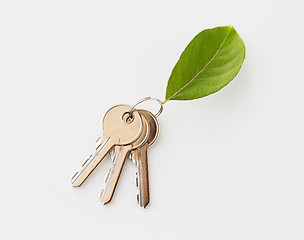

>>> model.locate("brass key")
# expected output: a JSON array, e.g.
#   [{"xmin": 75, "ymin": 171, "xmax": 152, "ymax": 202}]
[
  {"xmin": 110, "ymin": 109, "xmax": 159, "ymax": 208},
  {"xmin": 99, "ymin": 111, "xmax": 150, "ymax": 205},
  {"xmin": 71, "ymin": 105, "xmax": 143, "ymax": 187},
  {"xmin": 131, "ymin": 110, "xmax": 159, "ymax": 208}
]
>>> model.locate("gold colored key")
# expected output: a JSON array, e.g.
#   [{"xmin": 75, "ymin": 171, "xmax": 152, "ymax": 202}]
[
  {"xmin": 99, "ymin": 111, "xmax": 150, "ymax": 205},
  {"xmin": 131, "ymin": 110, "xmax": 159, "ymax": 208},
  {"xmin": 71, "ymin": 105, "xmax": 143, "ymax": 187},
  {"xmin": 110, "ymin": 109, "xmax": 159, "ymax": 208}
]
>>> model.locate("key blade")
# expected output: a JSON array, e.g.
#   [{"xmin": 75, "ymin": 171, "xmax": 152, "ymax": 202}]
[
  {"xmin": 71, "ymin": 135, "xmax": 117, "ymax": 187},
  {"xmin": 99, "ymin": 145, "xmax": 132, "ymax": 205},
  {"xmin": 136, "ymin": 145, "xmax": 150, "ymax": 208}
]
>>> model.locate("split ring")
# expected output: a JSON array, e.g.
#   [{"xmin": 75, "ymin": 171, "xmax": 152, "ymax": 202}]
[{"xmin": 129, "ymin": 97, "xmax": 163, "ymax": 118}]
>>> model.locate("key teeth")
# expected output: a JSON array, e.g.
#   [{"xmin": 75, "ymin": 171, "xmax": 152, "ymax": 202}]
[
  {"xmin": 135, "ymin": 172, "xmax": 138, "ymax": 187},
  {"xmin": 71, "ymin": 172, "xmax": 78, "ymax": 182},
  {"xmin": 104, "ymin": 169, "xmax": 111, "ymax": 183},
  {"xmin": 100, "ymin": 167, "xmax": 113, "ymax": 204},
  {"xmin": 71, "ymin": 153, "xmax": 94, "ymax": 186},
  {"xmin": 129, "ymin": 151, "xmax": 138, "ymax": 165},
  {"xmin": 137, "ymin": 194, "xmax": 140, "ymax": 204},
  {"xmin": 109, "ymin": 149, "xmax": 115, "ymax": 161},
  {"xmin": 98, "ymin": 189, "xmax": 104, "ymax": 200},
  {"xmin": 82, "ymin": 155, "xmax": 92, "ymax": 167},
  {"xmin": 95, "ymin": 136, "xmax": 101, "ymax": 149}
]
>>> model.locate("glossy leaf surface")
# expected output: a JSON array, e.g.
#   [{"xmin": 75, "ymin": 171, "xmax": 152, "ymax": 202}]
[{"xmin": 165, "ymin": 26, "xmax": 245, "ymax": 102}]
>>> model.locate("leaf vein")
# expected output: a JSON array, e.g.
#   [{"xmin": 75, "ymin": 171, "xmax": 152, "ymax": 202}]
[{"xmin": 164, "ymin": 27, "xmax": 232, "ymax": 103}]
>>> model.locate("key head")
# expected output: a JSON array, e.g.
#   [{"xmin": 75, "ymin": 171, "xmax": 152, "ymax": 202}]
[
  {"xmin": 129, "ymin": 109, "xmax": 159, "ymax": 165},
  {"xmin": 109, "ymin": 112, "xmax": 150, "ymax": 161},
  {"xmin": 103, "ymin": 105, "xmax": 143, "ymax": 145},
  {"xmin": 138, "ymin": 109, "xmax": 159, "ymax": 146},
  {"xmin": 99, "ymin": 114, "xmax": 149, "ymax": 205},
  {"xmin": 131, "ymin": 112, "xmax": 150, "ymax": 149}
]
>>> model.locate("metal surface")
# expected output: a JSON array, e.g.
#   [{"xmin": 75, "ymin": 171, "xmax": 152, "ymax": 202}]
[
  {"xmin": 129, "ymin": 97, "xmax": 163, "ymax": 118},
  {"xmin": 110, "ymin": 109, "xmax": 159, "ymax": 208},
  {"xmin": 130, "ymin": 109, "xmax": 159, "ymax": 208},
  {"xmin": 71, "ymin": 101, "xmax": 161, "ymax": 208},
  {"xmin": 99, "ymin": 112, "xmax": 150, "ymax": 205},
  {"xmin": 71, "ymin": 105, "xmax": 143, "ymax": 187}
]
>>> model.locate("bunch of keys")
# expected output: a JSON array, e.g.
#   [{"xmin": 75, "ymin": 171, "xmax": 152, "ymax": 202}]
[{"xmin": 71, "ymin": 97, "xmax": 162, "ymax": 208}]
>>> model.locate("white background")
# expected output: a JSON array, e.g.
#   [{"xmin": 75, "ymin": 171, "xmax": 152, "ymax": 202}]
[{"xmin": 0, "ymin": 0, "xmax": 303, "ymax": 239}]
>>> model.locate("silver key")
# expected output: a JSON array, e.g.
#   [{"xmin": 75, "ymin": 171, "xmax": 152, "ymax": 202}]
[
  {"xmin": 71, "ymin": 105, "xmax": 143, "ymax": 187},
  {"xmin": 99, "ymin": 111, "xmax": 150, "ymax": 205},
  {"xmin": 131, "ymin": 110, "xmax": 159, "ymax": 208}
]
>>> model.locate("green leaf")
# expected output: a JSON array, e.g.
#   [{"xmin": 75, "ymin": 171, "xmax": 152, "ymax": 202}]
[{"xmin": 164, "ymin": 26, "xmax": 245, "ymax": 102}]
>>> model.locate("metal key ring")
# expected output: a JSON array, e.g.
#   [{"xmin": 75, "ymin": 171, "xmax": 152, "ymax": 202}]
[{"xmin": 129, "ymin": 97, "xmax": 163, "ymax": 118}]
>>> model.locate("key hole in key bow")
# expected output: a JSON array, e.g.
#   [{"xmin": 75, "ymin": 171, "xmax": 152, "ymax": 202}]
[{"xmin": 122, "ymin": 112, "xmax": 134, "ymax": 123}]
